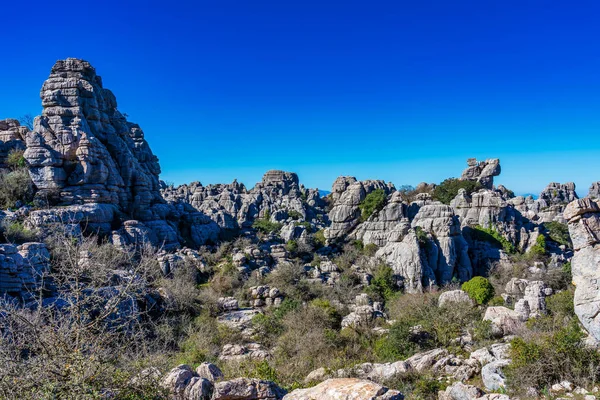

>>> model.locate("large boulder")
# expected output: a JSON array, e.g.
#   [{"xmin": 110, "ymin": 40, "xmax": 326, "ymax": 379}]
[
  {"xmin": 283, "ymin": 378, "xmax": 403, "ymax": 400},
  {"xmin": 460, "ymin": 158, "xmax": 500, "ymax": 189},
  {"xmin": 564, "ymin": 198, "xmax": 600, "ymax": 340},
  {"xmin": 211, "ymin": 377, "xmax": 286, "ymax": 400}
]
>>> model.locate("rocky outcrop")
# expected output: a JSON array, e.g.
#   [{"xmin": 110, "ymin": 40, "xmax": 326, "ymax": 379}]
[
  {"xmin": 589, "ymin": 182, "xmax": 600, "ymax": 200},
  {"xmin": 283, "ymin": 378, "xmax": 402, "ymax": 400},
  {"xmin": 351, "ymin": 191, "xmax": 407, "ymax": 246},
  {"xmin": 162, "ymin": 170, "xmax": 326, "ymax": 235},
  {"xmin": 540, "ymin": 182, "xmax": 578, "ymax": 205},
  {"xmin": 0, "ymin": 242, "xmax": 50, "ymax": 299},
  {"xmin": 564, "ymin": 198, "xmax": 600, "ymax": 340},
  {"xmin": 325, "ymin": 179, "xmax": 394, "ymax": 240},
  {"xmin": 376, "ymin": 230, "xmax": 433, "ymax": 293},
  {"xmin": 6, "ymin": 58, "xmax": 221, "ymax": 249},
  {"xmin": 460, "ymin": 158, "xmax": 500, "ymax": 189},
  {"xmin": 0, "ymin": 119, "xmax": 27, "ymax": 169},
  {"xmin": 412, "ymin": 204, "xmax": 472, "ymax": 284}
]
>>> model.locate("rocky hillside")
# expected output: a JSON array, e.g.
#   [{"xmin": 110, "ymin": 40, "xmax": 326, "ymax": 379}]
[{"xmin": 1, "ymin": 58, "xmax": 600, "ymax": 400}]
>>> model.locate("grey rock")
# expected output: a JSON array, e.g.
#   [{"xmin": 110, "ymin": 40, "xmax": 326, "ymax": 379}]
[
  {"xmin": 283, "ymin": 378, "xmax": 402, "ymax": 400},
  {"xmin": 460, "ymin": 158, "xmax": 500, "ymax": 189},
  {"xmin": 564, "ymin": 198, "xmax": 600, "ymax": 340},
  {"xmin": 211, "ymin": 377, "xmax": 286, "ymax": 400},
  {"xmin": 481, "ymin": 359, "xmax": 510, "ymax": 391}
]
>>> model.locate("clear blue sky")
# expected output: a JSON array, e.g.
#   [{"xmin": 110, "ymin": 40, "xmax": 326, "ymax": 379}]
[{"xmin": 1, "ymin": 0, "xmax": 599, "ymax": 195}]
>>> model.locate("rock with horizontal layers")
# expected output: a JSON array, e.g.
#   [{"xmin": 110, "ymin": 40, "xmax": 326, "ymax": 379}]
[
  {"xmin": 0, "ymin": 119, "xmax": 27, "ymax": 170},
  {"xmin": 283, "ymin": 378, "xmax": 403, "ymax": 400},
  {"xmin": 211, "ymin": 377, "xmax": 286, "ymax": 400},
  {"xmin": 564, "ymin": 198, "xmax": 600, "ymax": 341},
  {"xmin": 326, "ymin": 179, "xmax": 394, "ymax": 240},
  {"xmin": 460, "ymin": 158, "xmax": 500, "ymax": 189},
  {"xmin": 589, "ymin": 182, "xmax": 600, "ymax": 200},
  {"xmin": 412, "ymin": 204, "xmax": 472, "ymax": 285}
]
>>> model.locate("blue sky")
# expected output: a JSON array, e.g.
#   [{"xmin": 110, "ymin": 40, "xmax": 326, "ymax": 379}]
[{"xmin": 1, "ymin": 1, "xmax": 599, "ymax": 195}]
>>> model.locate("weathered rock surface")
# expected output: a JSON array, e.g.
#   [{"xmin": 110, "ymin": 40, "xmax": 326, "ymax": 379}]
[
  {"xmin": 0, "ymin": 242, "xmax": 50, "ymax": 299},
  {"xmin": 0, "ymin": 119, "xmax": 27, "ymax": 169},
  {"xmin": 283, "ymin": 378, "xmax": 403, "ymax": 400},
  {"xmin": 212, "ymin": 377, "xmax": 286, "ymax": 400},
  {"xmin": 460, "ymin": 158, "xmax": 500, "ymax": 189},
  {"xmin": 565, "ymin": 198, "xmax": 600, "ymax": 340}
]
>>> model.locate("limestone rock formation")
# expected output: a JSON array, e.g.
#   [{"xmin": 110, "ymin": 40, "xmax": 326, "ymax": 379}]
[
  {"xmin": 0, "ymin": 242, "xmax": 50, "ymax": 299},
  {"xmin": 325, "ymin": 178, "xmax": 394, "ymax": 240},
  {"xmin": 589, "ymin": 182, "xmax": 600, "ymax": 200},
  {"xmin": 161, "ymin": 170, "xmax": 326, "ymax": 235},
  {"xmin": 412, "ymin": 204, "xmax": 472, "ymax": 284},
  {"xmin": 0, "ymin": 119, "xmax": 27, "ymax": 169},
  {"xmin": 564, "ymin": 198, "xmax": 600, "ymax": 340},
  {"xmin": 283, "ymin": 378, "xmax": 403, "ymax": 400},
  {"xmin": 460, "ymin": 158, "xmax": 501, "ymax": 189}
]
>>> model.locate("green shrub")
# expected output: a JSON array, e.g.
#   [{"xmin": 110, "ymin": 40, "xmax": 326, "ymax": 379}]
[
  {"xmin": 0, "ymin": 169, "xmax": 34, "ymax": 209},
  {"xmin": 528, "ymin": 234, "xmax": 547, "ymax": 257},
  {"xmin": 414, "ymin": 226, "xmax": 429, "ymax": 247},
  {"xmin": 543, "ymin": 221, "xmax": 572, "ymax": 248},
  {"xmin": 363, "ymin": 243, "xmax": 378, "ymax": 257},
  {"xmin": 359, "ymin": 189, "xmax": 387, "ymax": 220},
  {"xmin": 287, "ymin": 210, "xmax": 302, "ymax": 220},
  {"xmin": 6, "ymin": 149, "xmax": 26, "ymax": 170},
  {"xmin": 1, "ymin": 221, "xmax": 38, "ymax": 244},
  {"xmin": 313, "ymin": 229, "xmax": 326, "ymax": 247},
  {"xmin": 470, "ymin": 226, "xmax": 517, "ymax": 254},
  {"xmin": 375, "ymin": 319, "xmax": 420, "ymax": 361},
  {"xmin": 432, "ymin": 178, "xmax": 482, "ymax": 205},
  {"xmin": 252, "ymin": 218, "xmax": 283, "ymax": 234},
  {"xmin": 365, "ymin": 264, "xmax": 397, "ymax": 302},
  {"xmin": 506, "ymin": 322, "xmax": 600, "ymax": 394},
  {"xmin": 286, "ymin": 239, "xmax": 298, "ymax": 253},
  {"xmin": 461, "ymin": 276, "xmax": 495, "ymax": 305}
]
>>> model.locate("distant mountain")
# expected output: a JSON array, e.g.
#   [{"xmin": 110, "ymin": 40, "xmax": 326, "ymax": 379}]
[{"xmin": 319, "ymin": 190, "xmax": 331, "ymax": 197}]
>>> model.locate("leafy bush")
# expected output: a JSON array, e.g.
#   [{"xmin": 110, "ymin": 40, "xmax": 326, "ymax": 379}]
[
  {"xmin": 287, "ymin": 210, "xmax": 302, "ymax": 220},
  {"xmin": 363, "ymin": 243, "xmax": 378, "ymax": 257},
  {"xmin": 252, "ymin": 218, "xmax": 283, "ymax": 234},
  {"xmin": 286, "ymin": 239, "xmax": 298, "ymax": 253},
  {"xmin": 313, "ymin": 229, "xmax": 326, "ymax": 247},
  {"xmin": 543, "ymin": 221, "xmax": 572, "ymax": 248},
  {"xmin": 1, "ymin": 221, "xmax": 38, "ymax": 244},
  {"xmin": 359, "ymin": 189, "xmax": 387, "ymax": 220},
  {"xmin": 528, "ymin": 234, "xmax": 547, "ymax": 257},
  {"xmin": 365, "ymin": 264, "xmax": 397, "ymax": 302},
  {"xmin": 432, "ymin": 178, "xmax": 482, "ymax": 205},
  {"xmin": 505, "ymin": 322, "xmax": 600, "ymax": 394},
  {"xmin": 0, "ymin": 169, "xmax": 34, "ymax": 208},
  {"xmin": 461, "ymin": 276, "xmax": 495, "ymax": 305},
  {"xmin": 6, "ymin": 149, "xmax": 26, "ymax": 170},
  {"xmin": 470, "ymin": 225, "xmax": 516, "ymax": 254}
]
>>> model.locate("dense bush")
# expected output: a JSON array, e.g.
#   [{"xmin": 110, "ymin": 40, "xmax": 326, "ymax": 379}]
[
  {"xmin": 432, "ymin": 178, "xmax": 482, "ymax": 205},
  {"xmin": 506, "ymin": 322, "xmax": 600, "ymax": 394},
  {"xmin": 543, "ymin": 221, "xmax": 572, "ymax": 248},
  {"xmin": 365, "ymin": 264, "xmax": 397, "ymax": 302},
  {"xmin": 470, "ymin": 225, "xmax": 516, "ymax": 254},
  {"xmin": 528, "ymin": 234, "xmax": 547, "ymax": 258},
  {"xmin": 313, "ymin": 229, "xmax": 326, "ymax": 247},
  {"xmin": 252, "ymin": 217, "xmax": 283, "ymax": 234},
  {"xmin": 359, "ymin": 189, "xmax": 387, "ymax": 220},
  {"xmin": 0, "ymin": 169, "xmax": 34, "ymax": 208},
  {"xmin": 6, "ymin": 149, "xmax": 26, "ymax": 170},
  {"xmin": 461, "ymin": 276, "xmax": 495, "ymax": 305}
]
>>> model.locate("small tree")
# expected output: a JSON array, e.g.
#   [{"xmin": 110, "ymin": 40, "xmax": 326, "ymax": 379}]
[
  {"xmin": 359, "ymin": 189, "xmax": 387, "ymax": 220},
  {"xmin": 18, "ymin": 114, "xmax": 34, "ymax": 130},
  {"xmin": 461, "ymin": 276, "xmax": 495, "ymax": 305}
]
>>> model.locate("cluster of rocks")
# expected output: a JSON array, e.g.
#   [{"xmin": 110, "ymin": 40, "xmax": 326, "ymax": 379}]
[
  {"xmin": 0, "ymin": 119, "xmax": 27, "ymax": 169},
  {"xmin": 161, "ymin": 170, "xmax": 327, "ymax": 236},
  {"xmin": 460, "ymin": 158, "xmax": 501, "ymax": 189},
  {"xmin": 564, "ymin": 198, "xmax": 600, "ymax": 342},
  {"xmin": 162, "ymin": 363, "xmax": 404, "ymax": 400},
  {"xmin": 0, "ymin": 242, "xmax": 50, "ymax": 300},
  {"xmin": 249, "ymin": 285, "xmax": 283, "ymax": 308}
]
